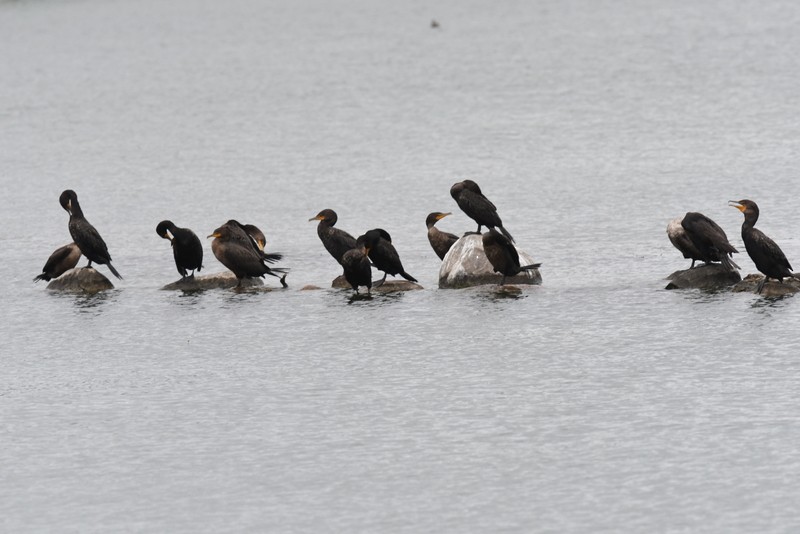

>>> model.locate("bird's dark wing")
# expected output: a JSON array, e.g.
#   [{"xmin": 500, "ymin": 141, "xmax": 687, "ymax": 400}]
[{"xmin": 750, "ymin": 228, "xmax": 793, "ymax": 272}]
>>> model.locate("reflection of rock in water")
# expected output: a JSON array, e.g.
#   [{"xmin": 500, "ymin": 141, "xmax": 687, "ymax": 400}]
[
  {"xmin": 162, "ymin": 271, "xmax": 264, "ymax": 290},
  {"xmin": 732, "ymin": 273, "xmax": 800, "ymax": 297},
  {"xmin": 665, "ymin": 264, "xmax": 741, "ymax": 290},
  {"xmin": 439, "ymin": 234, "xmax": 541, "ymax": 288},
  {"xmin": 46, "ymin": 267, "xmax": 114, "ymax": 293},
  {"xmin": 332, "ymin": 275, "xmax": 422, "ymax": 293}
]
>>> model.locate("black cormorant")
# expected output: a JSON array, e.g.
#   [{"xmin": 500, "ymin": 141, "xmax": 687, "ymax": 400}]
[
  {"xmin": 309, "ymin": 209, "xmax": 357, "ymax": 265},
  {"xmin": 482, "ymin": 228, "xmax": 540, "ymax": 285},
  {"xmin": 450, "ymin": 180, "xmax": 514, "ymax": 242},
  {"xmin": 426, "ymin": 212, "xmax": 459, "ymax": 260},
  {"xmin": 33, "ymin": 242, "xmax": 81, "ymax": 282},
  {"xmin": 361, "ymin": 228, "xmax": 417, "ymax": 286},
  {"xmin": 730, "ymin": 199, "xmax": 795, "ymax": 293},
  {"xmin": 236, "ymin": 222, "xmax": 282, "ymax": 263},
  {"xmin": 341, "ymin": 235, "xmax": 372, "ymax": 294},
  {"xmin": 667, "ymin": 212, "xmax": 739, "ymax": 271},
  {"xmin": 208, "ymin": 221, "xmax": 288, "ymax": 287},
  {"xmin": 59, "ymin": 189, "xmax": 122, "ymax": 279},
  {"xmin": 156, "ymin": 220, "xmax": 204, "ymax": 279}
]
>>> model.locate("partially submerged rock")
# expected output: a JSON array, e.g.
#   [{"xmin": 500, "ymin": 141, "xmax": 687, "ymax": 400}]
[
  {"xmin": 162, "ymin": 271, "xmax": 264, "ymax": 290},
  {"xmin": 665, "ymin": 264, "xmax": 741, "ymax": 290},
  {"xmin": 331, "ymin": 274, "xmax": 423, "ymax": 292},
  {"xmin": 732, "ymin": 274, "xmax": 800, "ymax": 296},
  {"xmin": 47, "ymin": 267, "xmax": 114, "ymax": 293},
  {"xmin": 438, "ymin": 234, "xmax": 541, "ymax": 288}
]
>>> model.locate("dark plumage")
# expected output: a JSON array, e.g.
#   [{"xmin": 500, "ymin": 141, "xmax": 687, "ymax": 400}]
[
  {"xmin": 730, "ymin": 199, "xmax": 795, "ymax": 293},
  {"xmin": 156, "ymin": 220, "xmax": 204, "ymax": 279},
  {"xmin": 239, "ymin": 222, "xmax": 282, "ymax": 263},
  {"xmin": 450, "ymin": 180, "xmax": 514, "ymax": 243},
  {"xmin": 208, "ymin": 221, "xmax": 288, "ymax": 287},
  {"xmin": 667, "ymin": 212, "xmax": 739, "ymax": 271},
  {"xmin": 361, "ymin": 228, "xmax": 417, "ymax": 286},
  {"xmin": 341, "ymin": 236, "xmax": 372, "ymax": 294},
  {"xmin": 426, "ymin": 212, "xmax": 459, "ymax": 260},
  {"xmin": 59, "ymin": 189, "xmax": 122, "ymax": 280},
  {"xmin": 309, "ymin": 209, "xmax": 357, "ymax": 265},
  {"xmin": 33, "ymin": 243, "xmax": 81, "ymax": 282},
  {"xmin": 482, "ymin": 228, "xmax": 540, "ymax": 285}
]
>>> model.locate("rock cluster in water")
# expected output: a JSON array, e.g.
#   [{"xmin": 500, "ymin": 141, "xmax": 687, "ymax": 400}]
[
  {"xmin": 331, "ymin": 275, "xmax": 423, "ymax": 293},
  {"xmin": 46, "ymin": 267, "xmax": 114, "ymax": 293},
  {"xmin": 438, "ymin": 234, "xmax": 542, "ymax": 289},
  {"xmin": 161, "ymin": 271, "xmax": 265, "ymax": 290},
  {"xmin": 665, "ymin": 264, "xmax": 742, "ymax": 290},
  {"xmin": 731, "ymin": 274, "xmax": 800, "ymax": 297}
]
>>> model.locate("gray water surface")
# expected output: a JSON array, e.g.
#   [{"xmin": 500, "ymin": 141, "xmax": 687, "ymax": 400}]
[{"xmin": 2, "ymin": 0, "xmax": 800, "ymax": 532}]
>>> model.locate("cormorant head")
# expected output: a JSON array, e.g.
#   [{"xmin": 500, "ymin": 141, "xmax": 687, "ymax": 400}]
[
  {"xmin": 242, "ymin": 224, "xmax": 266, "ymax": 251},
  {"xmin": 156, "ymin": 220, "xmax": 174, "ymax": 241},
  {"xmin": 461, "ymin": 179, "xmax": 483, "ymax": 195},
  {"xmin": 426, "ymin": 212, "xmax": 451, "ymax": 228},
  {"xmin": 309, "ymin": 209, "xmax": 337, "ymax": 225},
  {"xmin": 729, "ymin": 199, "xmax": 759, "ymax": 223},
  {"xmin": 355, "ymin": 234, "xmax": 370, "ymax": 255},
  {"xmin": 482, "ymin": 228, "xmax": 508, "ymax": 247},
  {"xmin": 59, "ymin": 190, "xmax": 77, "ymax": 214}
]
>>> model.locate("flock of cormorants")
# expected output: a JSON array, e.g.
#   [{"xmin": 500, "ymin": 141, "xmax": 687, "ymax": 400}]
[
  {"xmin": 34, "ymin": 181, "xmax": 541, "ymax": 294},
  {"xmin": 668, "ymin": 200, "xmax": 796, "ymax": 293},
  {"xmin": 34, "ymin": 186, "xmax": 797, "ymax": 295}
]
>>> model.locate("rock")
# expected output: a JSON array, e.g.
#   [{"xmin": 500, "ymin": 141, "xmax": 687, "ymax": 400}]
[
  {"xmin": 161, "ymin": 271, "xmax": 265, "ymax": 290},
  {"xmin": 46, "ymin": 267, "xmax": 114, "ymax": 293},
  {"xmin": 301, "ymin": 285, "xmax": 323, "ymax": 291},
  {"xmin": 331, "ymin": 274, "xmax": 423, "ymax": 292},
  {"xmin": 438, "ymin": 234, "xmax": 542, "ymax": 288},
  {"xmin": 665, "ymin": 264, "xmax": 742, "ymax": 290},
  {"xmin": 732, "ymin": 273, "xmax": 800, "ymax": 296}
]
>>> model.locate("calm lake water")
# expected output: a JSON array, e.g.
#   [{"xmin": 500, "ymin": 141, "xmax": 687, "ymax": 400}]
[{"xmin": 2, "ymin": 0, "xmax": 800, "ymax": 531}]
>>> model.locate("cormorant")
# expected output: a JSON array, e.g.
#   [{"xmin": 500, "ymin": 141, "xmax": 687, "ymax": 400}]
[
  {"xmin": 482, "ymin": 228, "xmax": 540, "ymax": 285},
  {"xmin": 208, "ymin": 221, "xmax": 288, "ymax": 287},
  {"xmin": 667, "ymin": 212, "xmax": 739, "ymax": 271},
  {"xmin": 360, "ymin": 228, "xmax": 417, "ymax": 286},
  {"xmin": 238, "ymin": 222, "xmax": 282, "ymax": 263},
  {"xmin": 309, "ymin": 209, "xmax": 357, "ymax": 265},
  {"xmin": 341, "ymin": 235, "xmax": 372, "ymax": 294},
  {"xmin": 450, "ymin": 180, "xmax": 514, "ymax": 242},
  {"xmin": 156, "ymin": 220, "xmax": 204, "ymax": 279},
  {"xmin": 730, "ymin": 199, "xmax": 795, "ymax": 293},
  {"xmin": 59, "ymin": 189, "xmax": 122, "ymax": 280},
  {"xmin": 33, "ymin": 243, "xmax": 81, "ymax": 282},
  {"xmin": 426, "ymin": 212, "xmax": 459, "ymax": 260}
]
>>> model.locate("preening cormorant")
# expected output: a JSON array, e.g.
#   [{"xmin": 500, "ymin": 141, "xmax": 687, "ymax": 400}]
[
  {"xmin": 482, "ymin": 228, "xmax": 540, "ymax": 285},
  {"xmin": 667, "ymin": 212, "xmax": 739, "ymax": 271},
  {"xmin": 730, "ymin": 199, "xmax": 795, "ymax": 293},
  {"xmin": 236, "ymin": 222, "xmax": 282, "ymax": 263},
  {"xmin": 156, "ymin": 220, "xmax": 204, "ymax": 279},
  {"xmin": 341, "ymin": 235, "xmax": 372, "ymax": 294},
  {"xmin": 361, "ymin": 228, "xmax": 417, "ymax": 286},
  {"xmin": 426, "ymin": 212, "xmax": 459, "ymax": 260},
  {"xmin": 450, "ymin": 180, "xmax": 514, "ymax": 243},
  {"xmin": 33, "ymin": 242, "xmax": 81, "ymax": 282},
  {"xmin": 59, "ymin": 189, "xmax": 122, "ymax": 280},
  {"xmin": 208, "ymin": 221, "xmax": 288, "ymax": 287},
  {"xmin": 309, "ymin": 209, "xmax": 357, "ymax": 265}
]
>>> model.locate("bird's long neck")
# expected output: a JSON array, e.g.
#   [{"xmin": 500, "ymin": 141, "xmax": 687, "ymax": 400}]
[
  {"xmin": 742, "ymin": 211, "xmax": 758, "ymax": 231},
  {"xmin": 70, "ymin": 200, "xmax": 85, "ymax": 219}
]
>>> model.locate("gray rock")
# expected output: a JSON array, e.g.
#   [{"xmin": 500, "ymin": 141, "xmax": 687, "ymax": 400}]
[
  {"xmin": 162, "ymin": 271, "xmax": 265, "ymax": 290},
  {"xmin": 46, "ymin": 267, "xmax": 114, "ymax": 293},
  {"xmin": 665, "ymin": 264, "xmax": 742, "ymax": 290},
  {"xmin": 732, "ymin": 273, "xmax": 800, "ymax": 296},
  {"xmin": 438, "ymin": 234, "xmax": 542, "ymax": 288},
  {"xmin": 331, "ymin": 274, "xmax": 423, "ymax": 292}
]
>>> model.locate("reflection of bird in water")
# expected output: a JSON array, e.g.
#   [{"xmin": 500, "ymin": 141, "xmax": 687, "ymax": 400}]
[
  {"xmin": 33, "ymin": 243, "xmax": 81, "ymax": 282},
  {"xmin": 450, "ymin": 180, "xmax": 514, "ymax": 242},
  {"xmin": 309, "ymin": 209, "xmax": 357, "ymax": 265},
  {"xmin": 426, "ymin": 212, "xmax": 458, "ymax": 260},
  {"xmin": 482, "ymin": 228, "xmax": 540, "ymax": 286},
  {"xmin": 208, "ymin": 221, "xmax": 288, "ymax": 288},
  {"xmin": 667, "ymin": 212, "xmax": 739, "ymax": 271},
  {"xmin": 156, "ymin": 220, "xmax": 204, "ymax": 279},
  {"xmin": 341, "ymin": 235, "xmax": 372, "ymax": 295},
  {"xmin": 59, "ymin": 189, "xmax": 122, "ymax": 279},
  {"xmin": 361, "ymin": 228, "xmax": 417, "ymax": 286},
  {"xmin": 730, "ymin": 199, "xmax": 795, "ymax": 293}
]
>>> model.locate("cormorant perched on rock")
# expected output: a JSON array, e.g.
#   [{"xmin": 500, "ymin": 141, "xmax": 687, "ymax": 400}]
[
  {"xmin": 59, "ymin": 189, "xmax": 122, "ymax": 280},
  {"xmin": 309, "ymin": 209, "xmax": 357, "ymax": 265},
  {"xmin": 208, "ymin": 221, "xmax": 288, "ymax": 287},
  {"xmin": 361, "ymin": 228, "xmax": 417, "ymax": 286},
  {"xmin": 426, "ymin": 212, "xmax": 459, "ymax": 260},
  {"xmin": 341, "ymin": 235, "xmax": 372, "ymax": 295},
  {"xmin": 33, "ymin": 242, "xmax": 81, "ymax": 282},
  {"xmin": 667, "ymin": 212, "xmax": 739, "ymax": 271},
  {"xmin": 730, "ymin": 199, "xmax": 795, "ymax": 293},
  {"xmin": 156, "ymin": 220, "xmax": 204, "ymax": 279},
  {"xmin": 450, "ymin": 180, "xmax": 514, "ymax": 242},
  {"xmin": 236, "ymin": 222, "xmax": 282, "ymax": 263},
  {"xmin": 482, "ymin": 228, "xmax": 540, "ymax": 285}
]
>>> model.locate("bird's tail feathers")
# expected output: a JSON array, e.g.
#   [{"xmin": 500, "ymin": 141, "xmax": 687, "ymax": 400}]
[
  {"xmin": 106, "ymin": 262, "xmax": 123, "ymax": 280},
  {"xmin": 33, "ymin": 274, "xmax": 49, "ymax": 283},
  {"xmin": 400, "ymin": 271, "xmax": 418, "ymax": 283},
  {"xmin": 521, "ymin": 263, "xmax": 541, "ymax": 271},
  {"xmin": 261, "ymin": 252, "xmax": 283, "ymax": 263},
  {"xmin": 499, "ymin": 226, "xmax": 515, "ymax": 243},
  {"xmin": 720, "ymin": 254, "xmax": 740, "ymax": 272}
]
